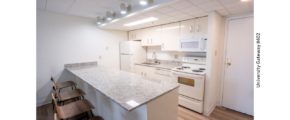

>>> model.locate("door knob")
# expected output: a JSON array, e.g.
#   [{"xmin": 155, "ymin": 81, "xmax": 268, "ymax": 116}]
[{"xmin": 226, "ymin": 58, "xmax": 231, "ymax": 66}]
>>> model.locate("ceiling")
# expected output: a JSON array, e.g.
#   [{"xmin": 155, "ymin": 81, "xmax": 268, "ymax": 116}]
[{"xmin": 37, "ymin": 0, "xmax": 253, "ymax": 31}]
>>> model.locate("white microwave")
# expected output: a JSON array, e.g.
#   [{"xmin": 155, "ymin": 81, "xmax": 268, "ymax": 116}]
[{"xmin": 179, "ymin": 37, "xmax": 207, "ymax": 52}]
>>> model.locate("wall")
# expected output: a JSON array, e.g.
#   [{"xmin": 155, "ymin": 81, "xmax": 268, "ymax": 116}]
[
  {"xmin": 146, "ymin": 46, "xmax": 206, "ymax": 61},
  {"xmin": 203, "ymin": 11, "xmax": 225, "ymax": 115},
  {"xmin": 37, "ymin": 10, "xmax": 127, "ymax": 106}
]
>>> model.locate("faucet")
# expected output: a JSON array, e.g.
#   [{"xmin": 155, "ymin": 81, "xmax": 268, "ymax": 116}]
[{"xmin": 152, "ymin": 52, "xmax": 159, "ymax": 64}]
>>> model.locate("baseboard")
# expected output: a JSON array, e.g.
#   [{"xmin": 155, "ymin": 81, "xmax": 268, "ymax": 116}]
[
  {"xmin": 203, "ymin": 104, "xmax": 216, "ymax": 116},
  {"xmin": 37, "ymin": 99, "xmax": 51, "ymax": 107}
]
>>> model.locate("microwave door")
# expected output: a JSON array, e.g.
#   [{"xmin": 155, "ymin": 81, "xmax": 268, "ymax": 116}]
[{"xmin": 180, "ymin": 41, "xmax": 200, "ymax": 51}]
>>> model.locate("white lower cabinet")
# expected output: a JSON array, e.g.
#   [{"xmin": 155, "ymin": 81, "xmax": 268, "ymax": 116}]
[
  {"xmin": 134, "ymin": 65, "xmax": 155, "ymax": 78},
  {"xmin": 134, "ymin": 65, "xmax": 173, "ymax": 82}
]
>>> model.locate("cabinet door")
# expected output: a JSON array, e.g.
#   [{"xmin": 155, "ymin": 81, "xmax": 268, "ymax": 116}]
[
  {"xmin": 129, "ymin": 30, "xmax": 143, "ymax": 41},
  {"xmin": 180, "ymin": 19, "xmax": 195, "ymax": 40},
  {"xmin": 134, "ymin": 65, "xmax": 145, "ymax": 76},
  {"xmin": 128, "ymin": 31, "xmax": 135, "ymax": 41},
  {"xmin": 150, "ymin": 26, "xmax": 162, "ymax": 46},
  {"xmin": 161, "ymin": 23, "xmax": 180, "ymax": 51},
  {"xmin": 134, "ymin": 65, "xmax": 156, "ymax": 78},
  {"xmin": 195, "ymin": 17, "xmax": 208, "ymax": 37},
  {"xmin": 135, "ymin": 29, "xmax": 143, "ymax": 40},
  {"xmin": 141, "ymin": 28, "xmax": 150, "ymax": 46}
]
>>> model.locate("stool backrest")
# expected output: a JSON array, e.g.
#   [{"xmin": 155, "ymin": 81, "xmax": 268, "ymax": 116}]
[
  {"xmin": 51, "ymin": 93, "xmax": 59, "ymax": 107},
  {"xmin": 50, "ymin": 76, "xmax": 57, "ymax": 90}
]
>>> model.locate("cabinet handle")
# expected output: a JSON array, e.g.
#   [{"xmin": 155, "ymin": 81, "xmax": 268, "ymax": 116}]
[
  {"xmin": 189, "ymin": 25, "xmax": 192, "ymax": 33},
  {"xmin": 151, "ymin": 38, "xmax": 152, "ymax": 44},
  {"xmin": 197, "ymin": 25, "xmax": 200, "ymax": 32}
]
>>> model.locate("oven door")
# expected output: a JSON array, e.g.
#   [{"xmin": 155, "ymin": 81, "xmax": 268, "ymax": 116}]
[{"xmin": 173, "ymin": 72, "xmax": 205, "ymax": 101}]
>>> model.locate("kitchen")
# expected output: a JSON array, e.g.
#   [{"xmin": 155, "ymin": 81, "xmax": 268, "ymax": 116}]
[{"xmin": 36, "ymin": 0, "xmax": 254, "ymax": 120}]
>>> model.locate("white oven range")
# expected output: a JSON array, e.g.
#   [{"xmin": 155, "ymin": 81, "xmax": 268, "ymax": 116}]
[{"xmin": 171, "ymin": 64, "xmax": 205, "ymax": 113}]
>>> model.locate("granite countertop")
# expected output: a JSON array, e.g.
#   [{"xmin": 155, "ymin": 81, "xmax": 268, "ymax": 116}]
[{"xmin": 66, "ymin": 65, "xmax": 179, "ymax": 111}]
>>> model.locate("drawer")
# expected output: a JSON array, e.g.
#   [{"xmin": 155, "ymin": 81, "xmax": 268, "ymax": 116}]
[{"xmin": 179, "ymin": 95, "xmax": 203, "ymax": 113}]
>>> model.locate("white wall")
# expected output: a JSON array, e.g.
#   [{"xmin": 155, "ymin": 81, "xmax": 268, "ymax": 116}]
[
  {"xmin": 203, "ymin": 11, "xmax": 225, "ymax": 115},
  {"xmin": 37, "ymin": 10, "xmax": 127, "ymax": 106},
  {"xmin": 146, "ymin": 46, "xmax": 206, "ymax": 61}
]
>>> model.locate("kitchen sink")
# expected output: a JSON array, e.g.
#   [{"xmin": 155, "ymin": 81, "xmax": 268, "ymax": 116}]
[{"xmin": 141, "ymin": 62, "xmax": 160, "ymax": 65}]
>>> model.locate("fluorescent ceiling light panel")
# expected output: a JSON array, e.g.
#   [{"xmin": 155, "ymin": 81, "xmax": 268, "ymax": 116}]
[
  {"xmin": 124, "ymin": 17, "xmax": 158, "ymax": 27},
  {"xmin": 139, "ymin": 0, "xmax": 148, "ymax": 6},
  {"xmin": 126, "ymin": 100, "xmax": 139, "ymax": 107}
]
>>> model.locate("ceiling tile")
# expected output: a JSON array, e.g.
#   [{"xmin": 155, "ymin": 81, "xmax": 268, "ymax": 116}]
[
  {"xmin": 217, "ymin": 9, "xmax": 229, "ymax": 16},
  {"xmin": 196, "ymin": 0, "xmax": 224, "ymax": 12},
  {"xmin": 37, "ymin": 0, "xmax": 47, "ymax": 9},
  {"xmin": 156, "ymin": 6, "xmax": 176, "ymax": 14},
  {"xmin": 217, "ymin": 0, "xmax": 240, "ymax": 5},
  {"xmin": 170, "ymin": 0, "xmax": 194, "ymax": 10},
  {"xmin": 46, "ymin": 0, "xmax": 75, "ymax": 13},
  {"xmin": 227, "ymin": 5, "xmax": 253, "ymax": 15},
  {"xmin": 68, "ymin": 0, "xmax": 109, "ymax": 18},
  {"xmin": 180, "ymin": 6, "xmax": 204, "ymax": 15},
  {"xmin": 188, "ymin": 0, "xmax": 214, "ymax": 5}
]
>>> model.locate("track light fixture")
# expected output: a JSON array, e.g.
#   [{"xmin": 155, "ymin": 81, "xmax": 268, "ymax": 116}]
[
  {"xmin": 106, "ymin": 11, "xmax": 115, "ymax": 21},
  {"xmin": 96, "ymin": 16, "xmax": 104, "ymax": 25},
  {"xmin": 120, "ymin": 3, "xmax": 130, "ymax": 15}
]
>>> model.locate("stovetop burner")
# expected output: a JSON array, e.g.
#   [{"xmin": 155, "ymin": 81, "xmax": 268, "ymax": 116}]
[
  {"xmin": 192, "ymin": 70, "xmax": 203, "ymax": 72},
  {"xmin": 176, "ymin": 66, "xmax": 191, "ymax": 70},
  {"xmin": 199, "ymin": 68, "xmax": 206, "ymax": 70}
]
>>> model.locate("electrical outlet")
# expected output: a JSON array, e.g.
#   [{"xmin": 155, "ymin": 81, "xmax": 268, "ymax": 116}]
[
  {"xmin": 174, "ymin": 54, "xmax": 178, "ymax": 59},
  {"xmin": 99, "ymin": 56, "xmax": 102, "ymax": 59}
]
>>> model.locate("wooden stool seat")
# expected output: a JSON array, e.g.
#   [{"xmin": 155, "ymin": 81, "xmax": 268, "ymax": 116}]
[
  {"xmin": 51, "ymin": 77, "xmax": 76, "ymax": 91},
  {"xmin": 55, "ymin": 81, "xmax": 76, "ymax": 90},
  {"xmin": 55, "ymin": 99, "xmax": 94, "ymax": 119},
  {"xmin": 57, "ymin": 89, "xmax": 85, "ymax": 102}
]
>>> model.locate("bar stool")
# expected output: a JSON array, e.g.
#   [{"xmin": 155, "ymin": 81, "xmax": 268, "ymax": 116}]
[
  {"xmin": 51, "ymin": 82, "xmax": 85, "ymax": 111},
  {"xmin": 52, "ymin": 93, "xmax": 95, "ymax": 120},
  {"xmin": 52, "ymin": 88, "xmax": 86, "ymax": 105},
  {"xmin": 51, "ymin": 77, "xmax": 76, "ymax": 92}
]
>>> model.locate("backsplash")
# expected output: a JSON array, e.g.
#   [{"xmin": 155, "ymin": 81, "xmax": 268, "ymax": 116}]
[{"xmin": 146, "ymin": 46, "xmax": 206, "ymax": 62}]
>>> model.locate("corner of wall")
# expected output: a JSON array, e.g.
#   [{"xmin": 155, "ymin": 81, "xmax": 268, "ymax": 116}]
[{"xmin": 204, "ymin": 11, "xmax": 226, "ymax": 116}]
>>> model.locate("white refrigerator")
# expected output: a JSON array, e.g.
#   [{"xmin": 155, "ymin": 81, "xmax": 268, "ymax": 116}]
[{"xmin": 120, "ymin": 41, "xmax": 146, "ymax": 72}]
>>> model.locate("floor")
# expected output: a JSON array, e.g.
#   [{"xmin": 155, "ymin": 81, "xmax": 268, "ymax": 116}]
[{"xmin": 37, "ymin": 104, "xmax": 253, "ymax": 120}]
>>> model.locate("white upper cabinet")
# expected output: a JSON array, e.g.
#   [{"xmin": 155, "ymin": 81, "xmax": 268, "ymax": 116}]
[
  {"xmin": 180, "ymin": 19, "xmax": 196, "ymax": 40},
  {"xmin": 180, "ymin": 17, "xmax": 208, "ymax": 40},
  {"xmin": 161, "ymin": 22, "xmax": 181, "ymax": 51},
  {"xmin": 141, "ymin": 26, "xmax": 162, "ymax": 46},
  {"xmin": 128, "ymin": 17, "xmax": 208, "ymax": 52},
  {"xmin": 128, "ymin": 29, "xmax": 143, "ymax": 41},
  {"xmin": 195, "ymin": 17, "xmax": 208, "ymax": 37}
]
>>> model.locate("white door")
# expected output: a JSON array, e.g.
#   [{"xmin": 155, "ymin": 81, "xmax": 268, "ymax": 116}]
[{"xmin": 222, "ymin": 16, "xmax": 254, "ymax": 115}]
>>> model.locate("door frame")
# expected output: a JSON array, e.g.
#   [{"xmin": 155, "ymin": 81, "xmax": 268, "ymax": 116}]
[{"xmin": 218, "ymin": 14, "xmax": 254, "ymax": 106}]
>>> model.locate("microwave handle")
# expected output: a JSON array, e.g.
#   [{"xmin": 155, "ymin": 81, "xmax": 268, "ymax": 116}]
[{"xmin": 200, "ymin": 38, "xmax": 207, "ymax": 51}]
